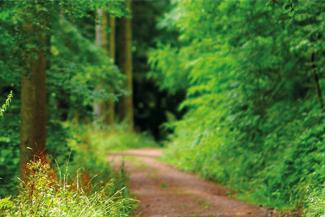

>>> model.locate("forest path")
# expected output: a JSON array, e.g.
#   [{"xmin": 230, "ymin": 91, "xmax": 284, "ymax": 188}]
[{"xmin": 108, "ymin": 148, "xmax": 273, "ymax": 217}]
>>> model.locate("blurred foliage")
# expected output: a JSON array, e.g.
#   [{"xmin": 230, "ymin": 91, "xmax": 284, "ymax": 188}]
[
  {"xmin": 65, "ymin": 124, "xmax": 135, "ymax": 196},
  {"xmin": 0, "ymin": 100, "xmax": 20, "ymax": 197},
  {"xmin": 69, "ymin": 124, "xmax": 158, "ymax": 153},
  {"xmin": 0, "ymin": 92, "xmax": 15, "ymax": 196},
  {"xmin": 131, "ymin": 0, "xmax": 184, "ymax": 139},
  {"xmin": 150, "ymin": 0, "xmax": 325, "ymax": 215},
  {"xmin": 48, "ymin": 17, "xmax": 124, "ymax": 119}
]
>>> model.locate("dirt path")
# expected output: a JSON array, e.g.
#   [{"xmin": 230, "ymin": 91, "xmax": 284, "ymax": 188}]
[{"xmin": 109, "ymin": 148, "xmax": 274, "ymax": 217}]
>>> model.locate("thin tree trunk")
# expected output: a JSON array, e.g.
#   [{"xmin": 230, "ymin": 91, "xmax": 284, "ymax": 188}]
[
  {"xmin": 94, "ymin": 9, "xmax": 116, "ymax": 124},
  {"xmin": 105, "ymin": 14, "xmax": 116, "ymax": 124},
  {"xmin": 20, "ymin": 29, "xmax": 47, "ymax": 179},
  {"xmin": 119, "ymin": 0, "xmax": 134, "ymax": 129},
  {"xmin": 93, "ymin": 9, "xmax": 107, "ymax": 121}
]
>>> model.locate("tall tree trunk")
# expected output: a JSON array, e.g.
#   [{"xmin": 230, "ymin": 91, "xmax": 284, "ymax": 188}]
[
  {"xmin": 119, "ymin": 0, "xmax": 134, "ymax": 129},
  {"xmin": 20, "ymin": 27, "xmax": 47, "ymax": 179},
  {"xmin": 93, "ymin": 9, "xmax": 107, "ymax": 121},
  {"xmin": 105, "ymin": 14, "xmax": 116, "ymax": 124},
  {"xmin": 94, "ymin": 9, "xmax": 116, "ymax": 124}
]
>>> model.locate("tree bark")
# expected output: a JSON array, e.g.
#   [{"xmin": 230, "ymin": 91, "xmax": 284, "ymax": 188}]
[
  {"xmin": 94, "ymin": 9, "xmax": 116, "ymax": 124},
  {"xmin": 105, "ymin": 14, "xmax": 116, "ymax": 124},
  {"xmin": 119, "ymin": 0, "xmax": 134, "ymax": 129},
  {"xmin": 93, "ymin": 9, "xmax": 107, "ymax": 121},
  {"xmin": 20, "ymin": 29, "xmax": 47, "ymax": 179}
]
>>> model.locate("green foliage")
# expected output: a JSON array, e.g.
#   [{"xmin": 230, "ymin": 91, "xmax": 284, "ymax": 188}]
[
  {"xmin": 0, "ymin": 100, "xmax": 19, "ymax": 197},
  {"xmin": 0, "ymin": 161, "xmax": 134, "ymax": 217},
  {"xmin": 0, "ymin": 123, "xmax": 137, "ymax": 216},
  {"xmin": 49, "ymin": 17, "xmax": 124, "ymax": 119},
  {"xmin": 69, "ymin": 124, "xmax": 158, "ymax": 153},
  {"xmin": 46, "ymin": 121, "xmax": 73, "ymax": 166},
  {"xmin": 0, "ymin": 0, "xmax": 127, "ymax": 198},
  {"xmin": 0, "ymin": 91, "xmax": 13, "ymax": 118},
  {"xmin": 151, "ymin": 0, "xmax": 325, "ymax": 213},
  {"xmin": 304, "ymin": 185, "xmax": 325, "ymax": 217},
  {"xmin": 66, "ymin": 124, "xmax": 134, "ymax": 201}
]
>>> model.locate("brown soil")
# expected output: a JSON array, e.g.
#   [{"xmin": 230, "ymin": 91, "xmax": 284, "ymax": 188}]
[{"xmin": 109, "ymin": 148, "xmax": 275, "ymax": 217}]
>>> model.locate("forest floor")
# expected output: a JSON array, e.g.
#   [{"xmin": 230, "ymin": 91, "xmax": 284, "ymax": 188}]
[{"xmin": 109, "ymin": 148, "xmax": 275, "ymax": 217}]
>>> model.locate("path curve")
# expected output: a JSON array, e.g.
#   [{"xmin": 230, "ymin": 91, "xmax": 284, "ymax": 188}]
[{"xmin": 109, "ymin": 148, "xmax": 274, "ymax": 217}]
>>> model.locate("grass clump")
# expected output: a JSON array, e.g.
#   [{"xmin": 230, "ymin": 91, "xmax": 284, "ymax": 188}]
[
  {"xmin": 0, "ymin": 161, "xmax": 134, "ymax": 217},
  {"xmin": 303, "ymin": 185, "xmax": 325, "ymax": 217},
  {"xmin": 0, "ymin": 123, "xmax": 138, "ymax": 217}
]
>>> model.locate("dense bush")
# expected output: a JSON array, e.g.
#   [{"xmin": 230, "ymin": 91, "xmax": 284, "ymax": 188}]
[{"xmin": 150, "ymin": 0, "xmax": 325, "ymax": 214}]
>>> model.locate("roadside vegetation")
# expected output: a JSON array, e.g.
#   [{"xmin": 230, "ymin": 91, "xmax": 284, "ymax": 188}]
[
  {"xmin": 0, "ymin": 158, "xmax": 134, "ymax": 217},
  {"xmin": 72, "ymin": 124, "xmax": 158, "ymax": 153},
  {"xmin": 150, "ymin": 0, "xmax": 325, "ymax": 216}
]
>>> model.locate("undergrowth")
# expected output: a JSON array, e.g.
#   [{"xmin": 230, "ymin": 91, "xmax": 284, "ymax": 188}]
[
  {"xmin": 70, "ymin": 124, "xmax": 158, "ymax": 153},
  {"xmin": 0, "ymin": 123, "xmax": 138, "ymax": 217},
  {"xmin": 151, "ymin": 0, "xmax": 325, "ymax": 215},
  {"xmin": 304, "ymin": 185, "xmax": 325, "ymax": 217},
  {"xmin": 0, "ymin": 161, "xmax": 134, "ymax": 217},
  {"xmin": 162, "ymin": 105, "xmax": 325, "ymax": 216}
]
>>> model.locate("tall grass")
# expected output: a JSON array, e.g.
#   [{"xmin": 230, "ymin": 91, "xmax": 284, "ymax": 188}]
[
  {"xmin": 304, "ymin": 185, "xmax": 325, "ymax": 217},
  {"xmin": 0, "ymin": 124, "xmax": 138, "ymax": 217},
  {"xmin": 0, "ymin": 161, "xmax": 134, "ymax": 217}
]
